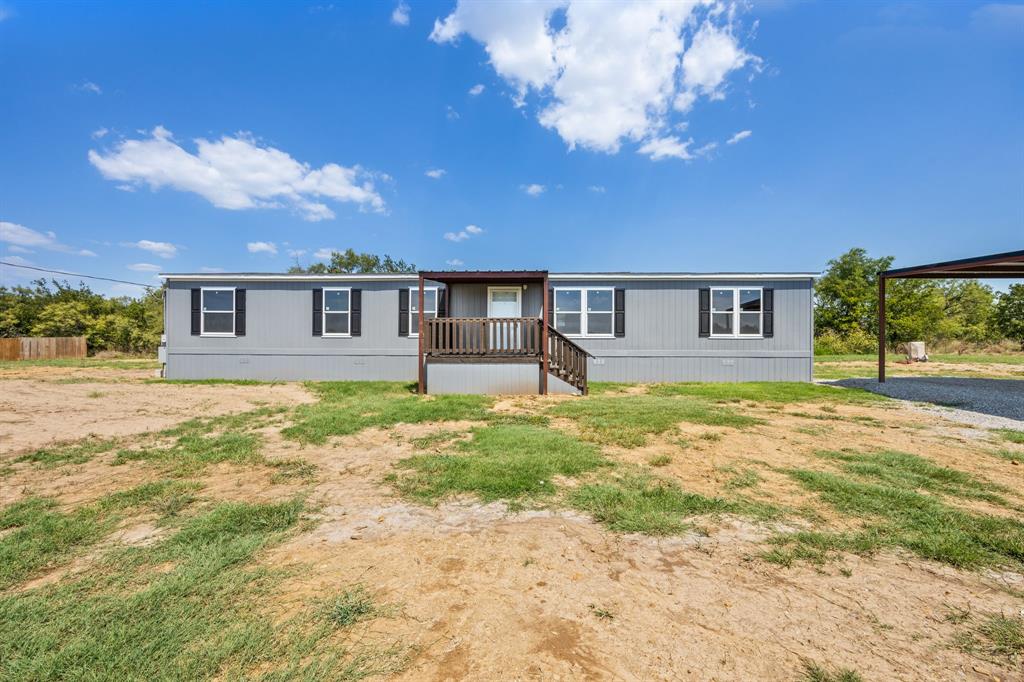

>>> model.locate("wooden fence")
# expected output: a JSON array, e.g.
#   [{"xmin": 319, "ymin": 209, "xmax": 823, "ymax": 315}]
[{"xmin": 0, "ymin": 336, "xmax": 88, "ymax": 361}]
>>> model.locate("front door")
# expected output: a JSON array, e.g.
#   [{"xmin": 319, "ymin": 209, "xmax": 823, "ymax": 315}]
[{"xmin": 487, "ymin": 286, "xmax": 522, "ymax": 350}]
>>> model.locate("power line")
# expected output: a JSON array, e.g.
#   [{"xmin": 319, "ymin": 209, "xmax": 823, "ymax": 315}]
[{"xmin": 0, "ymin": 261, "xmax": 158, "ymax": 289}]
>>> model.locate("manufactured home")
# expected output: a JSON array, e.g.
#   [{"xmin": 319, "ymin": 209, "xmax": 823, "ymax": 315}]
[{"xmin": 160, "ymin": 270, "xmax": 816, "ymax": 394}]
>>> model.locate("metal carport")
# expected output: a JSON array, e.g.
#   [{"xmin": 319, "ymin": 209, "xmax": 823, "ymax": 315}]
[{"xmin": 877, "ymin": 249, "xmax": 1024, "ymax": 382}]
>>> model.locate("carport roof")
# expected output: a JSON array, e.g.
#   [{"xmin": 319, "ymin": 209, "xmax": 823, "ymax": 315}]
[{"xmin": 880, "ymin": 249, "xmax": 1024, "ymax": 279}]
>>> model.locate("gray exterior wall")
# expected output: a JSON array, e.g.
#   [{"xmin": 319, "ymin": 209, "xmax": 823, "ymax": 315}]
[
  {"xmin": 427, "ymin": 363, "xmax": 540, "ymax": 395},
  {"xmin": 164, "ymin": 278, "xmax": 423, "ymax": 381},
  {"xmin": 552, "ymin": 278, "xmax": 814, "ymax": 383},
  {"xmin": 164, "ymin": 275, "xmax": 813, "ymax": 385}
]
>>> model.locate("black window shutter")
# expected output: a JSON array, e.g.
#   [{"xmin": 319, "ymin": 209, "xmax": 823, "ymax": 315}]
[
  {"xmin": 698, "ymin": 288, "xmax": 711, "ymax": 338},
  {"xmin": 191, "ymin": 289, "xmax": 201, "ymax": 336},
  {"xmin": 613, "ymin": 288, "xmax": 626, "ymax": 337},
  {"xmin": 437, "ymin": 288, "xmax": 447, "ymax": 318},
  {"xmin": 234, "ymin": 289, "xmax": 246, "ymax": 336},
  {"xmin": 350, "ymin": 289, "xmax": 362, "ymax": 336},
  {"xmin": 547, "ymin": 288, "xmax": 554, "ymax": 326},
  {"xmin": 762, "ymin": 288, "xmax": 774, "ymax": 338},
  {"xmin": 312, "ymin": 288, "xmax": 323, "ymax": 337},
  {"xmin": 398, "ymin": 288, "xmax": 409, "ymax": 336}
]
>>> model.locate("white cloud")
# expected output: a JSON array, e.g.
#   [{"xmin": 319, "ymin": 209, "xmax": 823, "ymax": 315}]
[
  {"xmin": 7, "ymin": 244, "xmax": 32, "ymax": 254},
  {"xmin": 91, "ymin": 127, "xmax": 109, "ymax": 140},
  {"xmin": 446, "ymin": 258, "xmax": 465, "ymax": 266},
  {"xmin": 521, "ymin": 183, "xmax": 546, "ymax": 196},
  {"xmin": 0, "ymin": 221, "xmax": 97, "ymax": 256},
  {"xmin": 587, "ymin": 185, "xmax": 606, "ymax": 193},
  {"xmin": 3, "ymin": 255, "xmax": 33, "ymax": 267},
  {"xmin": 127, "ymin": 263, "xmax": 162, "ymax": 272},
  {"xmin": 122, "ymin": 239, "xmax": 178, "ymax": 259},
  {"xmin": 314, "ymin": 247, "xmax": 337, "ymax": 259},
  {"xmin": 970, "ymin": 3, "xmax": 1024, "ymax": 37},
  {"xmin": 430, "ymin": 1, "xmax": 758, "ymax": 159},
  {"xmin": 425, "ymin": 168, "xmax": 446, "ymax": 179},
  {"xmin": 444, "ymin": 224, "xmax": 484, "ymax": 242},
  {"xmin": 446, "ymin": 105, "xmax": 460, "ymax": 120},
  {"xmin": 0, "ymin": 5, "xmax": 13, "ymax": 22},
  {"xmin": 468, "ymin": 83, "xmax": 485, "ymax": 96},
  {"xmin": 391, "ymin": 1, "xmax": 410, "ymax": 26},
  {"xmin": 726, "ymin": 129, "xmax": 752, "ymax": 144},
  {"xmin": 247, "ymin": 241, "xmax": 278, "ymax": 255},
  {"xmin": 89, "ymin": 126, "xmax": 386, "ymax": 221},
  {"xmin": 638, "ymin": 135, "xmax": 693, "ymax": 161},
  {"xmin": 287, "ymin": 248, "xmax": 308, "ymax": 258},
  {"xmin": 74, "ymin": 81, "xmax": 102, "ymax": 95},
  {"xmin": 676, "ymin": 19, "xmax": 755, "ymax": 111}
]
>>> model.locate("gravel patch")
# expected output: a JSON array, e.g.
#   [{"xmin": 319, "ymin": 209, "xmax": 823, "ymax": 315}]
[{"xmin": 830, "ymin": 377, "xmax": 1024, "ymax": 430}]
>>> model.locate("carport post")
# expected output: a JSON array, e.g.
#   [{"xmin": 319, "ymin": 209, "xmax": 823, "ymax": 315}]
[{"xmin": 878, "ymin": 275, "xmax": 886, "ymax": 383}]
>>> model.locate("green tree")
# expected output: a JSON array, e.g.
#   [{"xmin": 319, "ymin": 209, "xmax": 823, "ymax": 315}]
[
  {"xmin": 288, "ymin": 248, "xmax": 415, "ymax": 274},
  {"xmin": 942, "ymin": 280, "xmax": 997, "ymax": 344},
  {"xmin": 30, "ymin": 300, "xmax": 92, "ymax": 338},
  {"xmin": 815, "ymin": 248, "xmax": 893, "ymax": 338},
  {"xmin": 885, "ymin": 279, "xmax": 947, "ymax": 346},
  {"xmin": 994, "ymin": 284, "xmax": 1024, "ymax": 348}
]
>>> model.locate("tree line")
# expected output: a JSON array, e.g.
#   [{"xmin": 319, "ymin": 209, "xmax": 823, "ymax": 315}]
[
  {"xmin": 815, "ymin": 248, "xmax": 1024, "ymax": 354},
  {"xmin": 1, "ymin": 247, "xmax": 1020, "ymax": 356}
]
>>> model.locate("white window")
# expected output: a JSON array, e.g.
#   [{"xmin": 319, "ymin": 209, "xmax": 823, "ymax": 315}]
[
  {"xmin": 409, "ymin": 287, "xmax": 438, "ymax": 337},
  {"xmin": 201, "ymin": 287, "xmax": 235, "ymax": 336},
  {"xmin": 323, "ymin": 287, "xmax": 351, "ymax": 337},
  {"xmin": 554, "ymin": 287, "xmax": 614, "ymax": 338},
  {"xmin": 710, "ymin": 287, "xmax": 762, "ymax": 338}
]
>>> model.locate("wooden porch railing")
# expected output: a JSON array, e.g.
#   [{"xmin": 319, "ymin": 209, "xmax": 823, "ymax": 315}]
[
  {"xmin": 547, "ymin": 325, "xmax": 590, "ymax": 394},
  {"xmin": 425, "ymin": 317, "xmax": 544, "ymax": 357},
  {"xmin": 423, "ymin": 316, "xmax": 591, "ymax": 394}
]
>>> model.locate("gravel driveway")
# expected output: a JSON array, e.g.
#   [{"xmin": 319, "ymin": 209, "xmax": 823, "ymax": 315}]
[{"xmin": 831, "ymin": 377, "xmax": 1024, "ymax": 429}]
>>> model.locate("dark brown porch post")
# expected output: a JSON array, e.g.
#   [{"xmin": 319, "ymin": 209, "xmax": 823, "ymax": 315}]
[
  {"xmin": 878, "ymin": 275, "xmax": 886, "ymax": 383},
  {"xmin": 417, "ymin": 274, "xmax": 425, "ymax": 394},
  {"xmin": 541, "ymin": 276, "xmax": 549, "ymax": 395}
]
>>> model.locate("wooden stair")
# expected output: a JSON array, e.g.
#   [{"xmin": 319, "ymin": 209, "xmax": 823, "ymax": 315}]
[{"xmin": 547, "ymin": 324, "xmax": 591, "ymax": 394}]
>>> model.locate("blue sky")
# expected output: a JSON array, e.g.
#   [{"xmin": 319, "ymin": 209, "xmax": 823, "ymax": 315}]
[{"xmin": 0, "ymin": 0, "xmax": 1021, "ymax": 296}]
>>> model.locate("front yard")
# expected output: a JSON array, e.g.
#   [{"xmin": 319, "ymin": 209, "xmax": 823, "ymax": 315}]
[{"xmin": 1, "ymin": 360, "xmax": 1023, "ymax": 680}]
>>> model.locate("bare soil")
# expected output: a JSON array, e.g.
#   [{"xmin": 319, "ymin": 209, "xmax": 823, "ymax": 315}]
[{"xmin": 4, "ymin": 366, "xmax": 1024, "ymax": 681}]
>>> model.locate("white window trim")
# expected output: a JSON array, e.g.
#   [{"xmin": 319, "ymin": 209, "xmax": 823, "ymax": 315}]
[
  {"xmin": 408, "ymin": 286, "xmax": 438, "ymax": 339},
  {"xmin": 322, "ymin": 286, "xmax": 352, "ymax": 338},
  {"xmin": 709, "ymin": 286, "xmax": 763, "ymax": 339},
  {"xmin": 553, "ymin": 286, "xmax": 615, "ymax": 339},
  {"xmin": 200, "ymin": 286, "xmax": 236, "ymax": 337}
]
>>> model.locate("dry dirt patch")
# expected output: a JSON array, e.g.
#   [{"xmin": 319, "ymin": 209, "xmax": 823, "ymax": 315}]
[{"xmin": 0, "ymin": 377, "xmax": 313, "ymax": 455}]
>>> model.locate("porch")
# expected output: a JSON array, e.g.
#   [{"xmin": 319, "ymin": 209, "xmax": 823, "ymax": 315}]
[{"xmin": 415, "ymin": 271, "xmax": 590, "ymax": 395}]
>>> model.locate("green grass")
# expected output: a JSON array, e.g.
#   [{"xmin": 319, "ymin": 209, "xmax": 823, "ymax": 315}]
[
  {"xmin": 548, "ymin": 395, "xmax": 762, "ymax": 447},
  {"xmin": 647, "ymin": 454, "xmax": 672, "ymax": 467},
  {"xmin": 408, "ymin": 429, "xmax": 464, "ymax": 450},
  {"xmin": 723, "ymin": 468, "xmax": 761, "ymax": 490},
  {"xmin": 15, "ymin": 437, "xmax": 118, "ymax": 467},
  {"xmin": 0, "ymin": 357, "xmax": 159, "ymax": 370},
  {"xmin": 800, "ymin": 660, "xmax": 864, "ymax": 682},
  {"xmin": 991, "ymin": 449, "xmax": 1024, "ymax": 464},
  {"xmin": 816, "ymin": 353, "xmax": 1024, "ymax": 365},
  {"xmin": 322, "ymin": 586, "xmax": 378, "ymax": 627},
  {"xmin": 649, "ymin": 381, "xmax": 885, "ymax": 405},
  {"xmin": 815, "ymin": 450, "xmax": 1010, "ymax": 506},
  {"xmin": 146, "ymin": 378, "xmax": 279, "ymax": 385},
  {"xmin": 0, "ymin": 481, "xmax": 199, "ymax": 590},
  {"xmin": 995, "ymin": 429, "xmax": 1024, "ymax": 445},
  {"xmin": 391, "ymin": 424, "xmax": 607, "ymax": 503},
  {"xmin": 567, "ymin": 473, "xmax": 744, "ymax": 535},
  {"xmin": 953, "ymin": 611, "xmax": 1024, "ymax": 666},
  {"xmin": 771, "ymin": 464, "xmax": 1024, "ymax": 569},
  {"xmin": 588, "ymin": 382, "xmax": 645, "ymax": 394},
  {"xmin": 0, "ymin": 498, "xmax": 405, "ymax": 680},
  {"xmin": 283, "ymin": 381, "xmax": 494, "ymax": 444},
  {"xmin": 113, "ymin": 406, "xmax": 287, "ymax": 474}
]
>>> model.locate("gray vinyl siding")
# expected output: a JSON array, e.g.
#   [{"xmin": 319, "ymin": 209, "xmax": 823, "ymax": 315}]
[
  {"xmin": 163, "ymin": 275, "xmax": 813, "ymax": 385},
  {"xmin": 551, "ymin": 278, "xmax": 813, "ymax": 383},
  {"xmin": 427, "ymin": 363, "xmax": 540, "ymax": 394},
  {"xmin": 164, "ymin": 278, "xmax": 421, "ymax": 381},
  {"xmin": 448, "ymin": 283, "xmax": 543, "ymax": 317}
]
